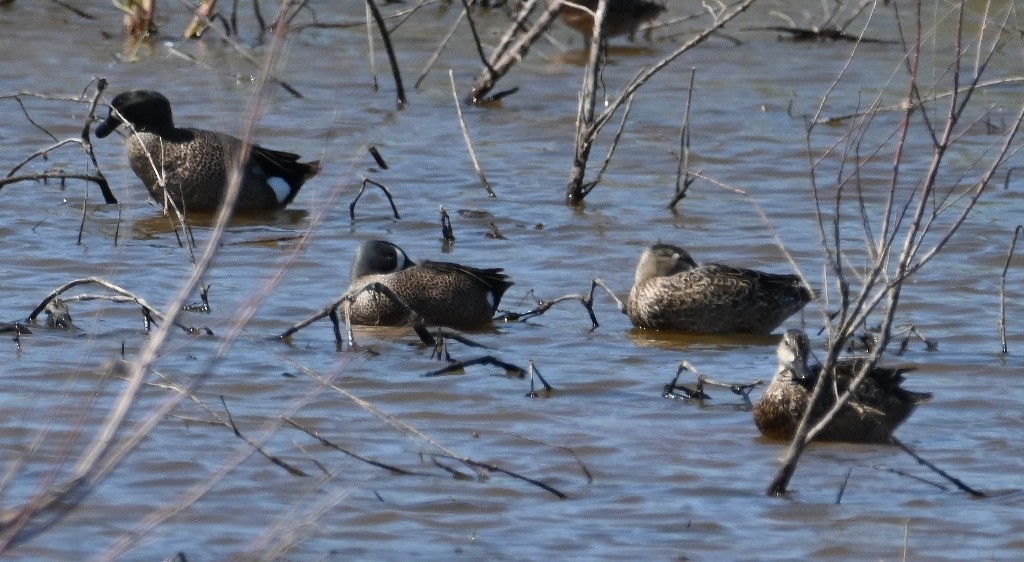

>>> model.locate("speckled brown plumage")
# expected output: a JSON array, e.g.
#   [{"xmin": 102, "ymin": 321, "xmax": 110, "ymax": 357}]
[
  {"xmin": 345, "ymin": 240, "xmax": 513, "ymax": 329},
  {"xmin": 626, "ymin": 243, "xmax": 813, "ymax": 334},
  {"xmin": 754, "ymin": 329, "xmax": 932, "ymax": 443},
  {"xmin": 95, "ymin": 90, "xmax": 320, "ymax": 214},
  {"xmin": 552, "ymin": 0, "xmax": 665, "ymax": 40}
]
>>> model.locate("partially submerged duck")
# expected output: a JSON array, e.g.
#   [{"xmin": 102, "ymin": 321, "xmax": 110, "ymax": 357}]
[
  {"xmin": 626, "ymin": 243, "xmax": 813, "ymax": 334},
  {"xmin": 344, "ymin": 240, "xmax": 513, "ymax": 329},
  {"xmin": 95, "ymin": 89, "xmax": 320, "ymax": 214},
  {"xmin": 754, "ymin": 329, "xmax": 932, "ymax": 443},
  {"xmin": 551, "ymin": 0, "xmax": 666, "ymax": 41}
]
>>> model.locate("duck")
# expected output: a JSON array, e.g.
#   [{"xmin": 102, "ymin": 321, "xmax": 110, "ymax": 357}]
[
  {"xmin": 95, "ymin": 89, "xmax": 320, "ymax": 214},
  {"xmin": 344, "ymin": 240, "xmax": 513, "ymax": 329},
  {"xmin": 551, "ymin": 0, "xmax": 666, "ymax": 41},
  {"xmin": 754, "ymin": 329, "xmax": 932, "ymax": 443},
  {"xmin": 626, "ymin": 243, "xmax": 813, "ymax": 334}
]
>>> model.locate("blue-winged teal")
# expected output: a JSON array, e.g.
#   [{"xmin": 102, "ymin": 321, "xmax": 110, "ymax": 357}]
[
  {"xmin": 95, "ymin": 90, "xmax": 320, "ymax": 214},
  {"xmin": 626, "ymin": 243, "xmax": 813, "ymax": 334},
  {"xmin": 345, "ymin": 240, "xmax": 513, "ymax": 329},
  {"xmin": 754, "ymin": 329, "xmax": 932, "ymax": 443},
  {"xmin": 551, "ymin": 0, "xmax": 665, "ymax": 40}
]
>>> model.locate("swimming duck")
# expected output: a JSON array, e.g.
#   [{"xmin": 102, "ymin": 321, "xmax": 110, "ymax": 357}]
[
  {"xmin": 626, "ymin": 243, "xmax": 813, "ymax": 334},
  {"xmin": 754, "ymin": 329, "xmax": 932, "ymax": 443},
  {"xmin": 95, "ymin": 89, "xmax": 320, "ymax": 214},
  {"xmin": 345, "ymin": 240, "xmax": 513, "ymax": 329},
  {"xmin": 551, "ymin": 0, "xmax": 665, "ymax": 41}
]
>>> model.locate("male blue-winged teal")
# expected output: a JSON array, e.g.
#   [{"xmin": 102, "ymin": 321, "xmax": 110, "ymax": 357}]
[
  {"xmin": 551, "ymin": 0, "xmax": 666, "ymax": 40},
  {"xmin": 626, "ymin": 243, "xmax": 813, "ymax": 334},
  {"xmin": 754, "ymin": 329, "xmax": 932, "ymax": 443},
  {"xmin": 95, "ymin": 90, "xmax": 320, "ymax": 214},
  {"xmin": 345, "ymin": 240, "xmax": 513, "ymax": 329}
]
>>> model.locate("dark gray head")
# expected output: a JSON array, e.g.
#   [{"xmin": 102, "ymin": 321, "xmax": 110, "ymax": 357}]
[
  {"xmin": 634, "ymin": 243, "xmax": 698, "ymax": 285},
  {"xmin": 777, "ymin": 328, "xmax": 814, "ymax": 383},
  {"xmin": 351, "ymin": 240, "xmax": 415, "ymax": 282},
  {"xmin": 95, "ymin": 90, "xmax": 174, "ymax": 138}
]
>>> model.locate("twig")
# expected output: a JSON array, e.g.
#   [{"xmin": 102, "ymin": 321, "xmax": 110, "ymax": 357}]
[
  {"xmin": 423, "ymin": 355, "xmax": 527, "ymax": 378},
  {"xmin": 834, "ymin": 466, "xmax": 854, "ymax": 504},
  {"xmin": 891, "ymin": 437, "xmax": 985, "ymax": 498},
  {"xmin": 414, "ymin": 8, "xmax": 465, "ymax": 89},
  {"xmin": 526, "ymin": 359, "xmax": 554, "ymax": 398},
  {"xmin": 365, "ymin": 0, "xmax": 407, "ymax": 106},
  {"xmin": 220, "ymin": 397, "xmax": 308, "ymax": 477},
  {"xmin": 669, "ymin": 68, "xmax": 698, "ymax": 209},
  {"xmin": 458, "ymin": 457, "xmax": 568, "ymax": 499},
  {"xmin": 349, "ymin": 176, "xmax": 401, "ymax": 220},
  {"xmin": 499, "ymin": 278, "xmax": 621, "ymax": 331},
  {"xmin": 283, "ymin": 418, "xmax": 431, "ymax": 476},
  {"xmin": 498, "ymin": 430, "xmax": 593, "ymax": 484},
  {"xmin": 997, "ymin": 225, "xmax": 1022, "ymax": 355}
]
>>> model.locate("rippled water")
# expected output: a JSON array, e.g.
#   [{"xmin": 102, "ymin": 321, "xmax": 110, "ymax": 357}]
[{"xmin": 1, "ymin": 1, "xmax": 1022, "ymax": 560}]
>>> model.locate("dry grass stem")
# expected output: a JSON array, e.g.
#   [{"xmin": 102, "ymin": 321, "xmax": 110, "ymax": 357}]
[{"xmin": 449, "ymin": 69, "xmax": 496, "ymax": 197}]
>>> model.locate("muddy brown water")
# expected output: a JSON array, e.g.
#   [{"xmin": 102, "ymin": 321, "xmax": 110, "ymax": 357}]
[{"xmin": 1, "ymin": 1, "xmax": 1022, "ymax": 560}]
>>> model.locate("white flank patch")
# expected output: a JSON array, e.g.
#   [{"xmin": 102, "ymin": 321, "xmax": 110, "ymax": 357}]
[
  {"xmin": 486, "ymin": 291, "xmax": 496, "ymax": 309},
  {"xmin": 268, "ymin": 176, "xmax": 291, "ymax": 203}
]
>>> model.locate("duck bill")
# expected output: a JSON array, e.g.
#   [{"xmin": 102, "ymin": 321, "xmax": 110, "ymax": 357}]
[
  {"xmin": 790, "ymin": 359, "xmax": 815, "ymax": 383},
  {"xmin": 94, "ymin": 114, "xmax": 122, "ymax": 138}
]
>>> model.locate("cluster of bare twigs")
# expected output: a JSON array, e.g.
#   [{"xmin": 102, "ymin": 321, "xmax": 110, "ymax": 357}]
[{"xmin": 765, "ymin": 0, "xmax": 1024, "ymax": 496}]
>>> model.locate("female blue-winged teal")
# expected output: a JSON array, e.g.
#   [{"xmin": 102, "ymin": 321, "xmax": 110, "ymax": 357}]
[
  {"xmin": 95, "ymin": 90, "xmax": 320, "ymax": 214},
  {"xmin": 754, "ymin": 329, "xmax": 932, "ymax": 443},
  {"xmin": 626, "ymin": 243, "xmax": 813, "ymax": 334},
  {"xmin": 551, "ymin": 0, "xmax": 666, "ymax": 40},
  {"xmin": 345, "ymin": 240, "xmax": 513, "ymax": 329}
]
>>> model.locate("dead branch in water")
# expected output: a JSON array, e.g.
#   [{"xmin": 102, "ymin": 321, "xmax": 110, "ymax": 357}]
[
  {"xmin": 423, "ymin": 355, "xmax": 528, "ymax": 378},
  {"xmin": 566, "ymin": 0, "xmax": 756, "ymax": 204},
  {"xmin": 997, "ymin": 225, "xmax": 1022, "ymax": 355},
  {"xmin": 469, "ymin": 0, "xmax": 559, "ymax": 103},
  {"xmin": 220, "ymin": 397, "xmax": 308, "ymax": 477},
  {"xmin": 767, "ymin": 1, "xmax": 1023, "ymax": 496},
  {"xmin": 277, "ymin": 281, "xmax": 427, "ymax": 350},
  {"xmin": 25, "ymin": 277, "xmax": 212, "ymax": 335},
  {"xmin": 499, "ymin": 278, "xmax": 623, "ymax": 331},
  {"xmin": 663, "ymin": 361, "xmax": 762, "ymax": 402},
  {"xmin": 1, "ymin": 79, "xmax": 116, "ymax": 203},
  {"xmin": 283, "ymin": 417, "xmax": 432, "ymax": 476},
  {"xmin": 365, "ymin": 0, "xmax": 407, "ymax": 106},
  {"xmin": 349, "ymin": 176, "xmax": 401, "ymax": 220},
  {"xmin": 891, "ymin": 437, "xmax": 985, "ymax": 497}
]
